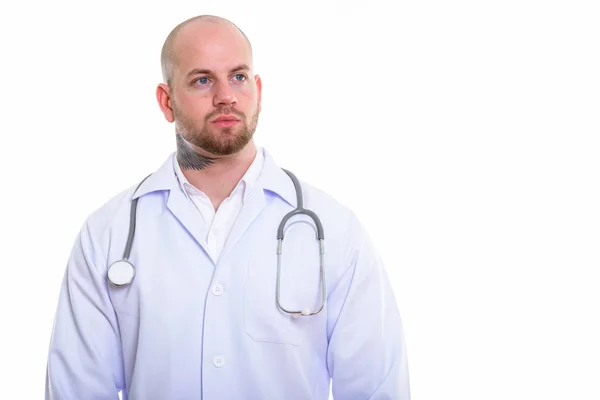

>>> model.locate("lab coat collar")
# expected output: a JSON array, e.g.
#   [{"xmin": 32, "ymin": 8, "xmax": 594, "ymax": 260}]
[
  {"xmin": 131, "ymin": 147, "xmax": 297, "ymax": 207},
  {"xmin": 257, "ymin": 148, "xmax": 298, "ymax": 207}
]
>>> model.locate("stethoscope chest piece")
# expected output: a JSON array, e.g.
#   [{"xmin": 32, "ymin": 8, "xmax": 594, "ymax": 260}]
[{"xmin": 107, "ymin": 260, "xmax": 136, "ymax": 287}]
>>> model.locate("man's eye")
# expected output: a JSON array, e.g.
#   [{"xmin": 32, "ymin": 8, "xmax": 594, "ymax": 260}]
[
  {"xmin": 196, "ymin": 77, "xmax": 209, "ymax": 85},
  {"xmin": 233, "ymin": 74, "xmax": 246, "ymax": 81}
]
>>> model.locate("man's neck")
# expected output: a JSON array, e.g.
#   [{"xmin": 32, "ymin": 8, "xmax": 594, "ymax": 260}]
[{"xmin": 178, "ymin": 140, "xmax": 257, "ymax": 210}]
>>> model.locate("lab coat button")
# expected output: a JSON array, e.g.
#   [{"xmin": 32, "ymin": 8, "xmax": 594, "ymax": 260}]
[
  {"xmin": 212, "ymin": 284, "xmax": 224, "ymax": 296},
  {"xmin": 213, "ymin": 355, "xmax": 225, "ymax": 367}
]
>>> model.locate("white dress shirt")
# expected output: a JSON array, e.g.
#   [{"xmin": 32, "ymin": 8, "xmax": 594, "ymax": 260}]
[{"xmin": 173, "ymin": 148, "xmax": 264, "ymax": 263}]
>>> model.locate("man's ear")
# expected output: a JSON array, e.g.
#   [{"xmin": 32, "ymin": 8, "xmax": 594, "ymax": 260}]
[
  {"xmin": 156, "ymin": 83, "xmax": 175, "ymax": 123},
  {"xmin": 255, "ymin": 74, "xmax": 262, "ymax": 113}
]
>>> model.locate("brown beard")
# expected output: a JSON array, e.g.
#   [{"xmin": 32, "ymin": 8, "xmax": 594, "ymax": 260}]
[{"xmin": 173, "ymin": 104, "xmax": 259, "ymax": 157}]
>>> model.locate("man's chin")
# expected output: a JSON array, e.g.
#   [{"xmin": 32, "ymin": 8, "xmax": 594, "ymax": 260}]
[{"xmin": 205, "ymin": 140, "xmax": 249, "ymax": 157}]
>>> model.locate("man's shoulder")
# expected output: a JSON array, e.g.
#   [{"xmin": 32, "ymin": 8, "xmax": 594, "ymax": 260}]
[
  {"xmin": 82, "ymin": 152, "xmax": 175, "ymax": 232},
  {"xmin": 300, "ymin": 179, "xmax": 350, "ymax": 212},
  {"xmin": 294, "ymin": 176, "xmax": 358, "ymax": 234},
  {"xmin": 82, "ymin": 181, "xmax": 142, "ymax": 234}
]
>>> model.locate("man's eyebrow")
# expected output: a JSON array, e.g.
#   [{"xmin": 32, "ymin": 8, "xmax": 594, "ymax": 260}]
[{"xmin": 186, "ymin": 64, "xmax": 250, "ymax": 77}]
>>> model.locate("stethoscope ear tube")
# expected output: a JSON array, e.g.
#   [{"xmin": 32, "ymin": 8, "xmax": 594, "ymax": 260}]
[
  {"xmin": 107, "ymin": 174, "xmax": 151, "ymax": 287},
  {"xmin": 276, "ymin": 169, "xmax": 326, "ymax": 317},
  {"xmin": 123, "ymin": 174, "xmax": 152, "ymax": 261},
  {"xmin": 277, "ymin": 208, "xmax": 324, "ymax": 241},
  {"xmin": 278, "ymin": 169, "xmax": 324, "ymax": 240}
]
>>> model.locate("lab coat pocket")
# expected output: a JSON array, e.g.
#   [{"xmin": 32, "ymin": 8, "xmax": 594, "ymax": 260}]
[
  {"xmin": 244, "ymin": 219, "xmax": 323, "ymax": 347},
  {"xmin": 244, "ymin": 254, "xmax": 301, "ymax": 347}
]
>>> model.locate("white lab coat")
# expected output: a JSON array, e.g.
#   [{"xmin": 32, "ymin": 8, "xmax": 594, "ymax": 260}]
[{"xmin": 45, "ymin": 148, "xmax": 410, "ymax": 399}]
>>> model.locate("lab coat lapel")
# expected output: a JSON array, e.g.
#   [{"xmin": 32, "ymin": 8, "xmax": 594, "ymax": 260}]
[
  {"xmin": 220, "ymin": 149, "xmax": 297, "ymax": 259},
  {"xmin": 135, "ymin": 153, "xmax": 210, "ymax": 259},
  {"xmin": 166, "ymin": 187, "xmax": 211, "ymax": 257}
]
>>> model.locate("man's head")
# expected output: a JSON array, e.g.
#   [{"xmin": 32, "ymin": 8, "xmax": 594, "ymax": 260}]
[{"xmin": 156, "ymin": 15, "xmax": 261, "ymax": 157}]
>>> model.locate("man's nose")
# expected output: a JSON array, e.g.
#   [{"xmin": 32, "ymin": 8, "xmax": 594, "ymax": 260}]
[{"xmin": 213, "ymin": 80, "xmax": 237, "ymax": 107}]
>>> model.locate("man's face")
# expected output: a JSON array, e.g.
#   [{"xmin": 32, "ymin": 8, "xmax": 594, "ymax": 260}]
[{"xmin": 169, "ymin": 23, "xmax": 261, "ymax": 156}]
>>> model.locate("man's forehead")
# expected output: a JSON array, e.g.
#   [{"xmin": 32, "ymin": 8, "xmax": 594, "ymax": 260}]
[
  {"xmin": 175, "ymin": 22, "xmax": 249, "ymax": 55},
  {"xmin": 173, "ymin": 25, "xmax": 251, "ymax": 70}
]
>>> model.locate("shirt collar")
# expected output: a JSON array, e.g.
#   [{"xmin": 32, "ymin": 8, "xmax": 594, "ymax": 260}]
[{"xmin": 172, "ymin": 147, "xmax": 265, "ymax": 203}]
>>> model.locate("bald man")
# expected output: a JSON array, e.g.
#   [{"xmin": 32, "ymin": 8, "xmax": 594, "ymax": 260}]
[{"xmin": 45, "ymin": 15, "xmax": 410, "ymax": 400}]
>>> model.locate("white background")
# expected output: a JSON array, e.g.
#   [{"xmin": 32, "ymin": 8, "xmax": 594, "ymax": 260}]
[{"xmin": 0, "ymin": 0, "xmax": 599, "ymax": 399}]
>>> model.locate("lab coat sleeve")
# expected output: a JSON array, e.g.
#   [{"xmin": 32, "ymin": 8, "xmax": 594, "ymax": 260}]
[
  {"xmin": 327, "ymin": 213, "xmax": 410, "ymax": 399},
  {"xmin": 45, "ymin": 221, "xmax": 125, "ymax": 400}
]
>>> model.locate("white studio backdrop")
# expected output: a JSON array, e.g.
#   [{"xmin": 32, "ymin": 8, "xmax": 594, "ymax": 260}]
[{"xmin": 0, "ymin": 0, "xmax": 599, "ymax": 399}]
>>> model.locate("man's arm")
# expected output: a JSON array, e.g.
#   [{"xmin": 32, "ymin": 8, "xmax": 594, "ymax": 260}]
[
  {"xmin": 45, "ymin": 222, "xmax": 125, "ymax": 399},
  {"xmin": 327, "ymin": 213, "xmax": 410, "ymax": 399}
]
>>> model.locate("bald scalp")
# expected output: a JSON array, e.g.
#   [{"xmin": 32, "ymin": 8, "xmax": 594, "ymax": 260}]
[{"xmin": 160, "ymin": 15, "xmax": 253, "ymax": 87}]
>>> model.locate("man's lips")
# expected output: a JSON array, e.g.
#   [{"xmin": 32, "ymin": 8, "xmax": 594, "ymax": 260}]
[
  {"xmin": 212, "ymin": 115, "xmax": 240, "ymax": 122},
  {"xmin": 212, "ymin": 115, "xmax": 240, "ymax": 127}
]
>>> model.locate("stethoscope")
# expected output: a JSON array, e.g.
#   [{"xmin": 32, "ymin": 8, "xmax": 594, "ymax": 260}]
[{"xmin": 107, "ymin": 169, "xmax": 326, "ymax": 317}]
